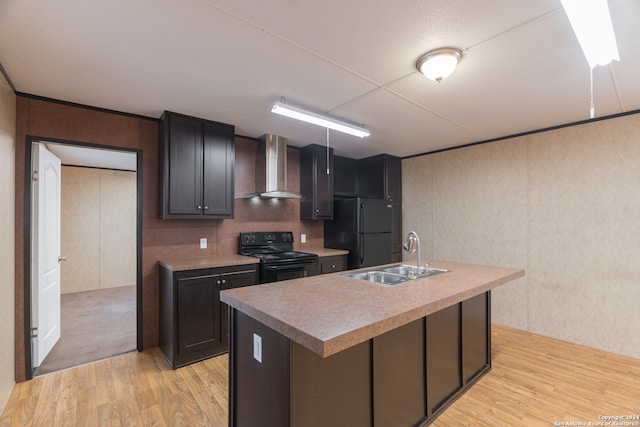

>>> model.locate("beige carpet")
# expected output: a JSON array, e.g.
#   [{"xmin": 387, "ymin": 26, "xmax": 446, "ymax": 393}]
[{"xmin": 34, "ymin": 285, "xmax": 137, "ymax": 376}]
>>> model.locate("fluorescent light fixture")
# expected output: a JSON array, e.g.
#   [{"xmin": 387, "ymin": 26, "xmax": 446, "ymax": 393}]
[
  {"xmin": 416, "ymin": 48, "xmax": 462, "ymax": 82},
  {"xmin": 271, "ymin": 101, "xmax": 370, "ymax": 138},
  {"xmin": 561, "ymin": 0, "xmax": 619, "ymax": 68}
]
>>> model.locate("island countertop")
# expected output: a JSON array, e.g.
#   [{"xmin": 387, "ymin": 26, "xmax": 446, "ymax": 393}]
[{"xmin": 220, "ymin": 261, "xmax": 524, "ymax": 358}]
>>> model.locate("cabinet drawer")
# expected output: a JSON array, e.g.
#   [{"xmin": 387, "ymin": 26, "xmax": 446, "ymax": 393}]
[{"xmin": 320, "ymin": 256, "xmax": 346, "ymax": 274}]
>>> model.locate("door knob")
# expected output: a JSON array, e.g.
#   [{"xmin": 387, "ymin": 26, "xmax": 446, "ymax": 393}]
[{"xmin": 58, "ymin": 256, "xmax": 67, "ymax": 262}]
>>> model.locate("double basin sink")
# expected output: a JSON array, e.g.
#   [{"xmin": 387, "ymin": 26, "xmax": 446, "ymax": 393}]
[{"xmin": 342, "ymin": 264, "xmax": 449, "ymax": 286}]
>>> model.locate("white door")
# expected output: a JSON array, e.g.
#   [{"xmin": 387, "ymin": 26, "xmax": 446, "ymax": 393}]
[{"xmin": 32, "ymin": 143, "xmax": 62, "ymax": 367}]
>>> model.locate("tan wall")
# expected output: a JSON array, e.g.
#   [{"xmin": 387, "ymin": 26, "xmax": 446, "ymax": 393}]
[
  {"xmin": 403, "ymin": 113, "xmax": 640, "ymax": 359},
  {"xmin": 0, "ymin": 75, "xmax": 16, "ymax": 412},
  {"xmin": 61, "ymin": 166, "xmax": 136, "ymax": 294}
]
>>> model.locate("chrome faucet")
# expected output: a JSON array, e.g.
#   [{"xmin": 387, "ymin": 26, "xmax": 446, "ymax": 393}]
[{"xmin": 402, "ymin": 231, "xmax": 421, "ymax": 272}]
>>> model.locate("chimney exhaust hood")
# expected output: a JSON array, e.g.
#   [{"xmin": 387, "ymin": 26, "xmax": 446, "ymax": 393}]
[{"xmin": 239, "ymin": 134, "xmax": 302, "ymax": 199}]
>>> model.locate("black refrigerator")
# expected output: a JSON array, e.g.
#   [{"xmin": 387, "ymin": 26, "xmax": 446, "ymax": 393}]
[{"xmin": 324, "ymin": 198, "xmax": 392, "ymax": 269}]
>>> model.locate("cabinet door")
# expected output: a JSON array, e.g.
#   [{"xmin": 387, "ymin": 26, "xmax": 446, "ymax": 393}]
[
  {"xmin": 315, "ymin": 145, "xmax": 333, "ymax": 218},
  {"xmin": 203, "ymin": 121, "xmax": 234, "ymax": 217},
  {"xmin": 333, "ymin": 155, "xmax": 358, "ymax": 197},
  {"xmin": 167, "ymin": 114, "xmax": 203, "ymax": 215},
  {"xmin": 385, "ymin": 155, "xmax": 402, "ymax": 203},
  {"xmin": 300, "ymin": 144, "xmax": 333, "ymax": 220},
  {"xmin": 357, "ymin": 155, "xmax": 384, "ymax": 199},
  {"xmin": 356, "ymin": 154, "xmax": 401, "ymax": 202},
  {"xmin": 177, "ymin": 273, "xmax": 222, "ymax": 360},
  {"xmin": 391, "ymin": 204, "xmax": 402, "ymax": 256},
  {"xmin": 426, "ymin": 303, "xmax": 462, "ymax": 415}
]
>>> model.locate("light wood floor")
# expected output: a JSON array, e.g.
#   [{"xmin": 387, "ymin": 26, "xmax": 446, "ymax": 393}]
[{"xmin": 1, "ymin": 324, "xmax": 639, "ymax": 426}]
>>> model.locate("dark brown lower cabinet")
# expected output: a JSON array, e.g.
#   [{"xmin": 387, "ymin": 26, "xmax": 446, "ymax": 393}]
[
  {"xmin": 160, "ymin": 264, "xmax": 257, "ymax": 369},
  {"xmin": 228, "ymin": 291, "xmax": 491, "ymax": 427}
]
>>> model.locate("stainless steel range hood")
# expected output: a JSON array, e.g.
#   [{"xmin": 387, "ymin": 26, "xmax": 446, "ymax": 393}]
[{"xmin": 239, "ymin": 134, "xmax": 302, "ymax": 199}]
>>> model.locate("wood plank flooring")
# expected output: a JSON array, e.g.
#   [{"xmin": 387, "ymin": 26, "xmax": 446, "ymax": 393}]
[{"xmin": 1, "ymin": 324, "xmax": 639, "ymax": 426}]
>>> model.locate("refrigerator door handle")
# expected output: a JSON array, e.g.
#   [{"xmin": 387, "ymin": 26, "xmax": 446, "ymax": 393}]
[{"xmin": 360, "ymin": 203, "xmax": 365, "ymax": 264}]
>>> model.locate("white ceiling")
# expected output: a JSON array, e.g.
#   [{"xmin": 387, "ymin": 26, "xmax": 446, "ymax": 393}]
[
  {"xmin": 1, "ymin": 0, "xmax": 638, "ymax": 159},
  {"xmin": 44, "ymin": 143, "xmax": 137, "ymax": 171}
]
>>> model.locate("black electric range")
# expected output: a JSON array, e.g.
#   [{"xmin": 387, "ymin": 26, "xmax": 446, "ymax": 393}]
[{"xmin": 239, "ymin": 231, "xmax": 319, "ymax": 283}]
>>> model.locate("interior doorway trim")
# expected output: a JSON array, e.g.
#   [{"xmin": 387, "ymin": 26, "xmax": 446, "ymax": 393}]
[{"xmin": 23, "ymin": 135, "xmax": 143, "ymax": 380}]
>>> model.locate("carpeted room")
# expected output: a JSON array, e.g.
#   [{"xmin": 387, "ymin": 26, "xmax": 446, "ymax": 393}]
[{"xmin": 33, "ymin": 164, "xmax": 137, "ymax": 376}]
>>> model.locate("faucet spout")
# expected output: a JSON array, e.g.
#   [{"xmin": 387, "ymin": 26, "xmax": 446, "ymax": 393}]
[{"xmin": 402, "ymin": 231, "xmax": 421, "ymax": 271}]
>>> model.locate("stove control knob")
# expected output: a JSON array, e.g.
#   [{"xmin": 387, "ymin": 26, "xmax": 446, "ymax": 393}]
[
  {"xmin": 283, "ymin": 232, "xmax": 292, "ymax": 242},
  {"xmin": 242, "ymin": 233, "xmax": 256, "ymax": 244}
]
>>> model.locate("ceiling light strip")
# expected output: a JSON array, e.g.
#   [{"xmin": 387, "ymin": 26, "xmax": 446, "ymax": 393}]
[
  {"xmin": 560, "ymin": 0, "xmax": 619, "ymax": 68},
  {"xmin": 271, "ymin": 101, "xmax": 370, "ymax": 138}
]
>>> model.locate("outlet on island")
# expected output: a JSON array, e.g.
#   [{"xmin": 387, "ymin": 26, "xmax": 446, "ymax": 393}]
[{"xmin": 253, "ymin": 333, "xmax": 262, "ymax": 363}]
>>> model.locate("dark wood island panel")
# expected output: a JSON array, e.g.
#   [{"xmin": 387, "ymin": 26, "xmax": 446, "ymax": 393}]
[{"xmin": 229, "ymin": 292, "xmax": 492, "ymax": 427}]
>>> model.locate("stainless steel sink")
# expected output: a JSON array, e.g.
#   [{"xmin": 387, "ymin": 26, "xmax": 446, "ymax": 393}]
[
  {"xmin": 343, "ymin": 271, "xmax": 408, "ymax": 285},
  {"xmin": 341, "ymin": 264, "xmax": 449, "ymax": 286},
  {"xmin": 382, "ymin": 264, "xmax": 449, "ymax": 279}
]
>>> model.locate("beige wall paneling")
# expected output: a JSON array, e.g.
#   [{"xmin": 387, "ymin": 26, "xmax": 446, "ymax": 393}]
[
  {"xmin": 0, "ymin": 73, "xmax": 16, "ymax": 412},
  {"xmin": 99, "ymin": 169, "xmax": 136, "ymax": 289},
  {"xmin": 528, "ymin": 115, "xmax": 640, "ymax": 359},
  {"xmin": 431, "ymin": 140, "xmax": 529, "ymax": 330},
  {"xmin": 61, "ymin": 167, "xmax": 100, "ymax": 293},
  {"xmin": 61, "ymin": 167, "xmax": 136, "ymax": 293},
  {"xmin": 402, "ymin": 113, "xmax": 640, "ymax": 359},
  {"xmin": 402, "ymin": 155, "xmax": 434, "ymax": 262}
]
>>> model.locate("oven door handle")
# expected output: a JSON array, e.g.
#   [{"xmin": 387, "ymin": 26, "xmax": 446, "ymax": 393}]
[{"xmin": 264, "ymin": 263, "xmax": 314, "ymax": 270}]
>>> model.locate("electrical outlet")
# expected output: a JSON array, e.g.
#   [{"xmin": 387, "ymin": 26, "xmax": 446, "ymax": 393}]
[
  {"xmin": 200, "ymin": 238, "xmax": 207, "ymax": 249},
  {"xmin": 301, "ymin": 233, "xmax": 306, "ymax": 243},
  {"xmin": 253, "ymin": 333, "xmax": 262, "ymax": 363}
]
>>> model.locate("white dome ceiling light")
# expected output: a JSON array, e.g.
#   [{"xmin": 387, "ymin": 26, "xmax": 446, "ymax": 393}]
[{"xmin": 416, "ymin": 48, "xmax": 462, "ymax": 82}]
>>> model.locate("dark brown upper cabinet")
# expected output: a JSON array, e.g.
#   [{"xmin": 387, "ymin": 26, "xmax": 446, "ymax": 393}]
[
  {"xmin": 300, "ymin": 143, "xmax": 334, "ymax": 220},
  {"xmin": 159, "ymin": 111, "xmax": 235, "ymax": 219},
  {"xmin": 333, "ymin": 154, "xmax": 358, "ymax": 198},
  {"xmin": 356, "ymin": 154, "xmax": 402, "ymax": 204}
]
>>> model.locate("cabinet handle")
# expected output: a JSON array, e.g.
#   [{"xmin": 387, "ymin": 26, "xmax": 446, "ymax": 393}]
[
  {"xmin": 216, "ymin": 280, "xmax": 221, "ymax": 285},
  {"xmin": 197, "ymin": 205, "xmax": 202, "ymax": 210},
  {"xmin": 332, "ymin": 264, "xmax": 336, "ymax": 269},
  {"xmin": 221, "ymin": 279, "xmax": 226, "ymax": 284},
  {"xmin": 204, "ymin": 206, "xmax": 208, "ymax": 210}
]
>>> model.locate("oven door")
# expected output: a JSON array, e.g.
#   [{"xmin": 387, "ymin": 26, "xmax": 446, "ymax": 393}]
[{"xmin": 261, "ymin": 261, "xmax": 319, "ymax": 283}]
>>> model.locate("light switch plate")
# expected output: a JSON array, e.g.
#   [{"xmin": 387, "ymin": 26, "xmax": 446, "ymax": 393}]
[
  {"xmin": 200, "ymin": 238, "xmax": 207, "ymax": 249},
  {"xmin": 253, "ymin": 333, "xmax": 262, "ymax": 363},
  {"xmin": 301, "ymin": 233, "xmax": 306, "ymax": 243}
]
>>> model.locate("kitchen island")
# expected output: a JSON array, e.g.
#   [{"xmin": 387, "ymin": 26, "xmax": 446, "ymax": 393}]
[{"xmin": 220, "ymin": 261, "xmax": 524, "ymax": 427}]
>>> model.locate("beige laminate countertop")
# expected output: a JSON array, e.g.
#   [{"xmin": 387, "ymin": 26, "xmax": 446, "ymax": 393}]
[
  {"xmin": 221, "ymin": 260, "xmax": 524, "ymax": 358},
  {"xmin": 158, "ymin": 254, "xmax": 259, "ymax": 272},
  {"xmin": 302, "ymin": 247, "xmax": 349, "ymax": 257}
]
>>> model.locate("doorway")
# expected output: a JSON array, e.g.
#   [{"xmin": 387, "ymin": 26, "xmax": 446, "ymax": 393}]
[{"xmin": 25, "ymin": 138, "xmax": 142, "ymax": 378}]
